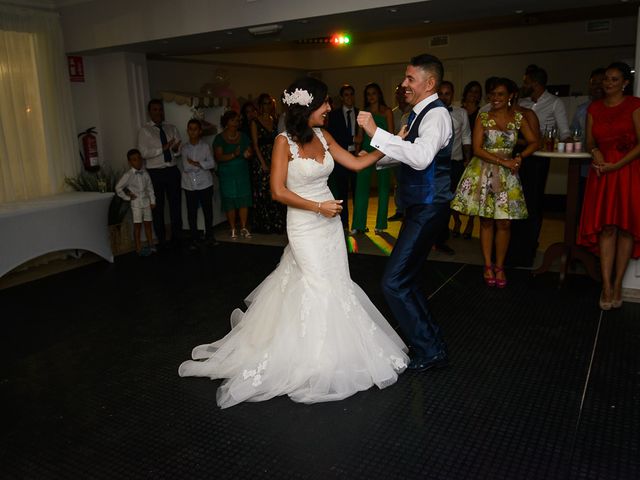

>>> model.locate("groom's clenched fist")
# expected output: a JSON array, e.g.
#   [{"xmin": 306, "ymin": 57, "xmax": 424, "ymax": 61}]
[{"xmin": 357, "ymin": 111, "xmax": 377, "ymax": 137}]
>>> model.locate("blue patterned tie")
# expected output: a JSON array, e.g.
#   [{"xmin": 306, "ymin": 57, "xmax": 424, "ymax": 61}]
[
  {"xmin": 407, "ymin": 110, "xmax": 416, "ymax": 129},
  {"xmin": 156, "ymin": 124, "xmax": 172, "ymax": 162}
]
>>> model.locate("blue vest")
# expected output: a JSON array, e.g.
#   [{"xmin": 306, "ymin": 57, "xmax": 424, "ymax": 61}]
[{"xmin": 398, "ymin": 99, "xmax": 453, "ymax": 206}]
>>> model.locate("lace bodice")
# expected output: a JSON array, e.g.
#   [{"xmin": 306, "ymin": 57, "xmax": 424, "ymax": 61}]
[{"xmin": 280, "ymin": 128, "xmax": 334, "ymax": 201}]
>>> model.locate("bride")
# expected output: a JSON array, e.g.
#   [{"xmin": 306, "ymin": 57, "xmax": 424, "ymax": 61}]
[{"xmin": 179, "ymin": 77, "xmax": 408, "ymax": 408}]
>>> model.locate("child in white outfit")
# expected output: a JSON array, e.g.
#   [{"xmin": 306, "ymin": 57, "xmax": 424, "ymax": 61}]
[{"xmin": 116, "ymin": 149, "xmax": 156, "ymax": 256}]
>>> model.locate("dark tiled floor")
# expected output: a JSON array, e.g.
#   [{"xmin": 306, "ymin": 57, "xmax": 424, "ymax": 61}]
[{"xmin": 1, "ymin": 243, "xmax": 638, "ymax": 479}]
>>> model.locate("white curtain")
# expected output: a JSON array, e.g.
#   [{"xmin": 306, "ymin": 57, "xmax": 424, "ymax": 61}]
[{"xmin": 0, "ymin": 5, "xmax": 78, "ymax": 203}]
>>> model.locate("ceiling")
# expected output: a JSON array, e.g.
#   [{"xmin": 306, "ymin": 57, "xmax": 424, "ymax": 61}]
[{"xmin": 7, "ymin": 0, "xmax": 640, "ymax": 57}]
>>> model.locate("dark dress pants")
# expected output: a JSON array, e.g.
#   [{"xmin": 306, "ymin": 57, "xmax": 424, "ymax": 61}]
[
  {"xmin": 507, "ymin": 156, "xmax": 550, "ymax": 267},
  {"xmin": 435, "ymin": 160, "xmax": 465, "ymax": 246},
  {"xmin": 328, "ymin": 162, "xmax": 356, "ymax": 229},
  {"xmin": 147, "ymin": 166, "xmax": 182, "ymax": 245},
  {"xmin": 185, "ymin": 186, "xmax": 214, "ymax": 241},
  {"xmin": 382, "ymin": 202, "xmax": 449, "ymax": 359}
]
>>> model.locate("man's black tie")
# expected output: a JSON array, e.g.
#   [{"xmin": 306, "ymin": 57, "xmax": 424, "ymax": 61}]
[
  {"xmin": 346, "ymin": 109, "xmax": 353, "ymax": 136},
  {"xmin": 407, "ymin": 110, "xmax": 416, "ymax": 129},
  {"xmin": 156, "ymin": 124, "xmax": 172, "ymax": 162}
]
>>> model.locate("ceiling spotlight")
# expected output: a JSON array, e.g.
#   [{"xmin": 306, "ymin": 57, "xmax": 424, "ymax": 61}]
[
  {"xmin": 515, "ymin": 9, "xmax": 524, "ymax": 13},
  {"xmin": 423, "ymin": 20, "xmax": 432, "ymax": 24},
  {"xmin": 248, "ymin": 24, "xmax": 283, "ymax": 36},
  {"xmin": 226, "ymin": 31, "xmax": 233, "ymax": 35},
  {"xmin": 389, "ymin": 8, "xmax": 398, "ymax": 12}
]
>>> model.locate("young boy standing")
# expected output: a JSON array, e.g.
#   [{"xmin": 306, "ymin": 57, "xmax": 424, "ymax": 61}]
[
  {"xmin": 181, "ymin": 119, "xmax": 217, "ymax": 249},
  {"xmin": 116, "ymin": 148, "xmax": 156, "ymax": 256}
]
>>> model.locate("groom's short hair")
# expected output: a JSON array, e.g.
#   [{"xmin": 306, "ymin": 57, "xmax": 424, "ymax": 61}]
[{"xmin": 410, "ymin": 54, "xmax": 444, "ymax": 88}]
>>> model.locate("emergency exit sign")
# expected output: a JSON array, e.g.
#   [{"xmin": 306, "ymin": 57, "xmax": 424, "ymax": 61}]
[{"xmin": 68, "ymin": 56, "xmax": 84, "ymax": 82}]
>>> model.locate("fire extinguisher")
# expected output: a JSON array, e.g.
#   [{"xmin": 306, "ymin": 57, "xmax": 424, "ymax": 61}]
[{"xmin": 78, "ymin": 127, "xmax": 100, "ymax": 172}]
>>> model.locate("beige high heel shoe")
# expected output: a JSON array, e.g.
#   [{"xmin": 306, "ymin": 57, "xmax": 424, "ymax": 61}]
[{"xmin": 599, "ymin": 291, "xmax": 612, "ymax": 311}]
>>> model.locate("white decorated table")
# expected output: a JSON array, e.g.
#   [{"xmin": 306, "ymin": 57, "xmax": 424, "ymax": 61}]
[{"xmin": 0, "ymin": 192, "xmax": 114, "ymax": 278}]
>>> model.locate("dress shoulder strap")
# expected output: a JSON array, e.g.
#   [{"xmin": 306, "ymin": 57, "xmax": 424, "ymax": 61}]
[
  {"xmin": 314, "ymin": 127, "xmax": 329, "ymax": 151},
  {"xmin": 479, "ymin": 111, "xmax": 495, "ymax": 128},
  {"xmin": 513, "ymin": 111, "xmax": 523, "ymax": 130},
  {"xmin": 278, "ymin": 132, "xmax": 300, "ymax": 158}
]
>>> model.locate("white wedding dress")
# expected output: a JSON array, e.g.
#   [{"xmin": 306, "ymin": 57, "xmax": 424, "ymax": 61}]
[{"xmin": 179, "ymin": 128, "xmax": 408, "ymax": 408}]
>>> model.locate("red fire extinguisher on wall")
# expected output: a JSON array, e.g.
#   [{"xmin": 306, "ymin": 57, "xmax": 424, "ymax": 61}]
[{"xmin": 78, "ymin": 127, "xmax": 100, "ymax": 172}]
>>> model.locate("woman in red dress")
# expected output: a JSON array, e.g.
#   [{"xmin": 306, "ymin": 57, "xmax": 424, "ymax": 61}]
[{"xmin": 579, "ymin": 62, "xmax": 640, "ymax": 310}]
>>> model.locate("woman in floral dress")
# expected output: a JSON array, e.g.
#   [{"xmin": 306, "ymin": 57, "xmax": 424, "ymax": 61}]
[{"xmin": 451, "ymin": 78, "xmax": 538, "ymax": 287}]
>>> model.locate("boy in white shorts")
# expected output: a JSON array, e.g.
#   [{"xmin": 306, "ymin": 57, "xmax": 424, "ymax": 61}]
[{"xmin": 116, "ymin": 149, "xmax": 156, "ymax": 256}]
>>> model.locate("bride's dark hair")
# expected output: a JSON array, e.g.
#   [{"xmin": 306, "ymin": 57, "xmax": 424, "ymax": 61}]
[{"xmin": 284, "ymin": 77, "xmax": 328, "ymax": 144}]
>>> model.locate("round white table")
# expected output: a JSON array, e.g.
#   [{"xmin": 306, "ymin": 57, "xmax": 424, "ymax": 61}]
[{"xmin": 531, "ymin": 151, "xmax": 599, "ymax": 284}]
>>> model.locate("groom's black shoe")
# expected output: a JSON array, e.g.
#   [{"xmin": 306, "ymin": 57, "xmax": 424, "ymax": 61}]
[{"xmin": 407, "ymin": 352, "xmax": 449, "ymax": 372}]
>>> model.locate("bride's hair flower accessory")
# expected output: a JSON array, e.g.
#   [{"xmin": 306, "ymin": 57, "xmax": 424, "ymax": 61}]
[{"xmin": 282, "ymin": 88, "xmax": 314, "ymax": 107}]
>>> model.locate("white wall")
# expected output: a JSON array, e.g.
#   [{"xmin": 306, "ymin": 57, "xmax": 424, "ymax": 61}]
[
  {"xmin": 70, "ymin": 52, "xmax": 149, "ymax": 172},
  {"xmin": 622, "ymin": 5, "xmax": 640, "ymax": 295},
  {"xmin": 147, "ymin": 59, "xmax": 303, "ymax": 108}
]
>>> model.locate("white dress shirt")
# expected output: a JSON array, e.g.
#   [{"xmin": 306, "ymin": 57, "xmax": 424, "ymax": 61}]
[
  {"xmin": 115, "ymin": 168, "xmax": 156, "ymax": 208},
  {"xmin": 137, "ymin": 121, "xmax": 182, "ymax": 169},
  {"xmin": 519, "ymin": 90, "xmax": 570, "ymax": 139},
  {"xmin": 370, "ymin": 93, "xmax": 452, "ymax": 171},
  {"xmin": 449, "ymin": 105, "xmax": 472, "ymax": 161},
  {"xmin": 180, "ymin": 140, "xmax": 215, "ymax": 191}
]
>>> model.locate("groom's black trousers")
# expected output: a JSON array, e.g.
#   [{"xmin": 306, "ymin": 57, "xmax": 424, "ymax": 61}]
[{"xmin": 382, "ymin": 202, "xmax": 449, "ymax": 359}]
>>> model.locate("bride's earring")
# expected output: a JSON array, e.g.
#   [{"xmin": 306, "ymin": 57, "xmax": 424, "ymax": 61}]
[{"xmin": 508, "ymin": 97, "xmax": 512, "ymax": 107}]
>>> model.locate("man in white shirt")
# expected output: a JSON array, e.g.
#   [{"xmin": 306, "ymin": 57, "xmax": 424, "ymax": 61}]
[
  {"xmin": 137, "ymin": 99, "xmax": 183, "ymax": 249},
  {"xmin": 438, "ymin": 81, "xmax": 472, "ymax": 249},
  {"xmin": 358, "ymin": 53, "xmax": 452, "ymax": 372},
  {"xmin": 511, "ymin": 66, "xmax": 570, "ymax": 266}
]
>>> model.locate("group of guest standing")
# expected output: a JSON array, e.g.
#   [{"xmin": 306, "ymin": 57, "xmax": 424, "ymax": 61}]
[
  {"xmin": 134, "ymin": 64, "xmax": 639, "ymax": 310},
  {"xmin": 449, "ymin": 62, "xmax": 640, "ymax": 305}
]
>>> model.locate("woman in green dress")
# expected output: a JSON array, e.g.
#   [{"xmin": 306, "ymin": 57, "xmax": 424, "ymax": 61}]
[
  {"xmin": 451, "ymin": 78, "xmax": 538, "ymax": 287},
  {"xmin": 213, "ymin": 110, "xmax": 253, "ymax": 239},
  {"xmin": 351, "ymin": 83, "xmax": 395, "ymax": 234}
]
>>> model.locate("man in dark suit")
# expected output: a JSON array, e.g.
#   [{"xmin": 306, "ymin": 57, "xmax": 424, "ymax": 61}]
[
  {"xmin": 327, "ymin": 84, "xmax": 360, "ymax": 230},
  {"xmin": 358, "ymin": 54, "xmax": 452, "ymax": 372}
]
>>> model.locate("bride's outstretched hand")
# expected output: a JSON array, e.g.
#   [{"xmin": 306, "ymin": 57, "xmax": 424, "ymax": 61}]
[
  {"xmin": 397, "ymin": 125, "xmax": 409, "ymax": 140},
  {"xmin": 319, "ymin": 199, "xmax": 343, "ymax": 218}
]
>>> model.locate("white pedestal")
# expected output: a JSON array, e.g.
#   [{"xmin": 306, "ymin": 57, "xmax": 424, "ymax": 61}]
[{"xmin": 622, "ymin": 259, "xmax": 640, "ymax": 303}]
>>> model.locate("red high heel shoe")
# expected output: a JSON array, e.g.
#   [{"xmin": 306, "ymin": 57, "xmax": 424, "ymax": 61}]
[
  {"xmin": 483, "ymin": 265, "xmax": 496, "ymax": 287},
  {"xmin": 494, "ymin": 265, "xmax": 507, "ymax": 288}
]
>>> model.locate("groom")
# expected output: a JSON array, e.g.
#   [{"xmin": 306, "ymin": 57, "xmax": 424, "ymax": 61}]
[{"xmin": 357, "ymin": 53, "xmax": 452, "ymax": 371}]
